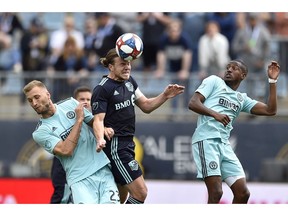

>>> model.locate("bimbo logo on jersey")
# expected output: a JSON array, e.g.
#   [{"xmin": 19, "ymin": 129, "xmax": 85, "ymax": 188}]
[
  {"xmin": 218, "ymin": 97, "xmax": 239, "ymax": 112},
  {"xmin": 60, "ymin": 126, "xmax": 73, "ymax": 141}
]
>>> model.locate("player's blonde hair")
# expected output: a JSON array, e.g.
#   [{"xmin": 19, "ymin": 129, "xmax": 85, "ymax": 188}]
[{"xmin": 23, "ymin": 80, "xmax": 47, "ymax": 94}]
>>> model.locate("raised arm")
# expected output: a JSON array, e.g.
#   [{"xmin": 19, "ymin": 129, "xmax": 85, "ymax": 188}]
[{"xmin": 251, "ymin": 61, "xmax": 280, "ymax": 116}]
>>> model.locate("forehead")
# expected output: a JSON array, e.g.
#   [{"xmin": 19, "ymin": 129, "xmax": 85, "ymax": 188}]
[
  {"xmin": 26, "ymin": 86, "xmax": 47, "ymax": 98},
  {"xmin": 228, "ymin": 61, "xmax": 247, "ymax": 73}
]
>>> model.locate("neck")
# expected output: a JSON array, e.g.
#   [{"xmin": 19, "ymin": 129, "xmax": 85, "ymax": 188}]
[{"xmin": 224, "ymin": 80, "xmax": 239, "ymax": 91}]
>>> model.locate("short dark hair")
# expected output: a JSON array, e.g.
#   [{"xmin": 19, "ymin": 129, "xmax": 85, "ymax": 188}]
[{"xmin": 73, "ymin": 86, "xmax": 91, "ymax": 98}]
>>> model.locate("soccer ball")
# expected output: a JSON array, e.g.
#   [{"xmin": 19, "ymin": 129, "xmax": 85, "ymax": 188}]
[{"xmin": 115, "ymin": 33, "xmax": 143, "ymax": 61}]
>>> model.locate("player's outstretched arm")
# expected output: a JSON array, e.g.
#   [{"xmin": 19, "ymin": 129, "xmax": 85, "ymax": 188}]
[
  {"xmin": 251, "ymin": 61, "xmax": 280, "ymax": 116},
  {"xmin": 136, "ymin": 84, "xmax": 185, "ymax": 113}
]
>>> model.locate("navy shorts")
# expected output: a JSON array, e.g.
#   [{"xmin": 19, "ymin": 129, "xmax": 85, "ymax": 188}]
[{"xmin": 103, "ymin": 136, "xmax": 143, "ymax": 185}]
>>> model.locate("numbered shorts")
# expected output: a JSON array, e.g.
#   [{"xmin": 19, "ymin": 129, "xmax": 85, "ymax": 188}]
[
  {"xmin": 192, "ymin": 138, "xmax": 245, "ymax": 181},
  {"xmin": 104, "ymin": 136, "xmax": 143, "ymax": 185},
  {"xmin": 70, "ymin": 165, "xmax": 120, "ymax": 204}
]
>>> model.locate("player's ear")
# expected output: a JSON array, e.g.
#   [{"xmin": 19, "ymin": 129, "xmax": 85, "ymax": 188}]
[
  {"xmin": 47, "ymin": 91, "xmax": 51, "ymax": 98},
  {"xmin": 108, "ymin": 63, "xmax": 113, "ymax": 71}
]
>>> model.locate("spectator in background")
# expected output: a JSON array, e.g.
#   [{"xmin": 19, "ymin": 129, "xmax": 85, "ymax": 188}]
[
  {"xmin": 0, "ymin": 13, "xmax": 23, "ymax": 87},
  {"xmin": 19, "ymin": 17, "xmax": 49, "ymax": 106},
  {"xmin": 0, "ymin": 13, "xmax": 24, "ymax": 36},
  {"xmin": 136, "ymin": 12, "xmax": 171, "ymax": 73},
  {"xmin": 206, "ymin": 13, "xmax": 238, "ymax": 59},
  {"xmin": 198, "ymin": 21, "xmax": 230, "ymax": 79},
  {"xmin": 93, "ymin": 12, "xmax": 124, "ymax": 59},
  {"xmin": 274, "ymin": 12, "xmax": 288, "ymax": 36},
  {"xmin": 232, "ymin": 12, "xmax": 271, "ymax": 99},
  {"xmin": 182, "ymin": 12, "xmax": 206, "ymax": 73},
  {"xmin": 110, "ymin": 12, "xmax": 138, "ymax": 33},
  {"xmin": 83, "ymin": 12, "xmax": 124, "ymax": 80},
  {"xmin": 0, "ymin": 29, "xmax": 12, "ymax": 85},
  {"xmin": 83, "ymin": 15, "xmax": 99, "ymax": 72},
  {"xmin": 267, "ymin": 12, "xmax": 288, "ymax": 99},
  {"xmin": 48, "ymin": 14, "xmax": 84, "ymax": 65},
  {"xmin": 0, "ymin": 30, "xmax": 11, "ymax": 50},
  {"xmin": 48, "ymin": 35, "xmax": 89, "ymax": 102},
  {"xmin": 154, "ymin": 18, "xmax": 192, "ymax": 116}
]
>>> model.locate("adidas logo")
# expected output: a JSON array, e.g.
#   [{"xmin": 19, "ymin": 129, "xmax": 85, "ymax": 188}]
[
  {"xmin": 114, "ymin": 90, "xmax": 119, "ymax": 95},
  {"xmin": 52, "ymin": 127, "xmax": 57, "ymax": 132}
]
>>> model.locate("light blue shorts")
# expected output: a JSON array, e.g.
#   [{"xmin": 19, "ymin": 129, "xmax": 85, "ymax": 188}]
[
  {"xmin": 70, "ymin": 165, "xmax": 120, "ymax": 204},
  {"xmin": 192, "ymin": 138, "xmax": 245, "ymax": 181}
]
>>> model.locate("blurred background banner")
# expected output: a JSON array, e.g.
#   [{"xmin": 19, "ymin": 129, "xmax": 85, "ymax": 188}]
[{"xmin": 0, "ymin": 121, "xmax": 287, "ymax": 182}]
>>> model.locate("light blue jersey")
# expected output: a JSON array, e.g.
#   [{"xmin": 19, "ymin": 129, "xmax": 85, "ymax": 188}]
[
  {"xmin": 32, "ymin": 97, "xmax": 111, "ymax": 187},
  {"xmin": 192, "ymin": 75, "xmax": 258, "ymax": 144}
]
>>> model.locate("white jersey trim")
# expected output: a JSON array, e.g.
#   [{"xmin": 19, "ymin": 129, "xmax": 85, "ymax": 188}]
[{"xmin": 135, "ymin": 88, "xmax": 144, "ymax": 100}]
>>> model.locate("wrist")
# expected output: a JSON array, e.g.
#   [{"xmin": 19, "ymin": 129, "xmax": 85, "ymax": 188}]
[{"xmin": 268, "ymin": 78, "xmax": 277, "ymax": 83}]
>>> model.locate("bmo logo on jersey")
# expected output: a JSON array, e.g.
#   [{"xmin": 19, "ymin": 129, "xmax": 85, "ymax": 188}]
[{"xmin": 115, "ymin": 94, "xmax": 136, "ymax": 110}]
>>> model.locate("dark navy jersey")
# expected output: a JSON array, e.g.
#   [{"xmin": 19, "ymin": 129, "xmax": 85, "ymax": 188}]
[{"xmin": 91, "ymin": 75, "xmax": 139, "ymax": 136}]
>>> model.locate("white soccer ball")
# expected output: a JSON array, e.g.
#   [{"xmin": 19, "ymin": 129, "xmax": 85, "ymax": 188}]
[{"xmin": 115, "ymin": 33, "xmax": 143, "ymax": 61}]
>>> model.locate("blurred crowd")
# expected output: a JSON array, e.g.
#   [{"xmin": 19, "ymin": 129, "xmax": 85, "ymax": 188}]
[{"xmin": 0, "ymin": 12, "xmax": 288, "ymax": 111}]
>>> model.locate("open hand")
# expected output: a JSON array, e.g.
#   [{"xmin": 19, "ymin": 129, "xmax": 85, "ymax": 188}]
[{"xmin": 267, "ymin": 61, "xmax": 280, "ymax": 80}]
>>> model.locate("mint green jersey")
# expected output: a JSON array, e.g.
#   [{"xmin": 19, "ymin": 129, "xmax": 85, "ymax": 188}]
[
  {"xmin": 32, "ymin": 97, "xmax": 110, "ymax": 187},
  {"xmin": 192, "ymin": 75, "xmax": 258, "ymax": 144}
]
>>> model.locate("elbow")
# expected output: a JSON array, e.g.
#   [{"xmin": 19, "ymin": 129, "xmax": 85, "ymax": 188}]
[
  {"xmin": 53, "ymin": 150, "xmax": 73, "ymax": 157},
  {"xmin": 61, "ymin": 150, "xmax": 74, "ymax": 157},
  {"xmin": 60, "ymin": 148, "xmax": 74, "ymax": 157},
  {"xmin": 53, "ymin": 140, "xmax": 75, "ymax": 157},
  {"xmin": 142, "ymin": 109, "xmax": 152, "ymax": 114},
  {"xmin": 188, "ymin": 99, "xmax": 196, "ymax": 111},
  {"xmin": 268, "ymin": 107, "xmax": 277, "ymax": 116},
  {"xmin": 264, "ymin": 109, "xmax": 277, "ymax": 116},
  {"xmin": 269, "ymin": 111, "xmax": 277, "ymax": 116},
  {"xmin": 65, "ymin": 150, "xmax": 74, "ymax": 157},
  {"xmin": 188, "ymin": 103, "xmax": 193, "ymax": 111}
]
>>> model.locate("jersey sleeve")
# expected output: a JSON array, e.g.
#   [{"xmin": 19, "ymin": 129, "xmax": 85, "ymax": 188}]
[
  {"xmin": 241, "ymin": 94, "xmax": 258, "ymax": 113},
  {"xmin": 130, "ymin": 76, "xmax": 143, "ymax": 100},
  {"xmin": 195, "ymin": 75, "xmax": 217, "ymax": 99},
  {"xmin": 32, "ymin": 126, "xmax": 60, "ymax": 155},
  {"xmin": 83, "ymin": 107, "xmax": 94, "ymax": 123},
  {"xmin": 91, "ymin": 85, "xmax": 109, "ymax": 115}
]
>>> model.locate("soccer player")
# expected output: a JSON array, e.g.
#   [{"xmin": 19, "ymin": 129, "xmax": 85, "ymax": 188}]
[
  {"xmin": 91, "ymin": 48, "xmax": 185, "ymax": 204},
  {"xmin": 50, "ymin": 86, "xmax": 93, "ymax": 204},
  {"xmin": 188, "ymin": 59, "xmax": 280, "ymax": 203},
  {"xmin": 23, "ymin": 80, "xmax": 120, "ymax": 204}
]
